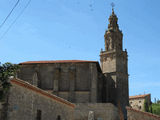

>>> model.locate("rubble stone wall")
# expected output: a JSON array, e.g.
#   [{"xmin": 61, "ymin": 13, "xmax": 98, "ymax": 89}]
[
  {"xmin": 6, "ymin": 82, "xmax": 74, "ymax": 120},
  {"xmin": 74, "ymin": 103, "xmax": 119, "ymax": 120},
  {"xmin": 127, "ymin": 107, "xmax": 160, "ymax": 120}
]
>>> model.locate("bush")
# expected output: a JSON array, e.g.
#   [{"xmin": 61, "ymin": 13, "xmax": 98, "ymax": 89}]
[
  {"xmin": 0, "ymin": 62, "xmax": 19, "ymax": 101},
  {"xmin": 151, "ymin": 103, "xmax": 160, "ymax": 116}
]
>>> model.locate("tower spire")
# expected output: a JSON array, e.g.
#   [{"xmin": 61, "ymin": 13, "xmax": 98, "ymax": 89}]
[
  {"xmin": 103, "ymin": 5, "xmax": 122, "ymax": 51},
  {"xmin": 108, "ymin": 3, "xmax": 119, "ymax": 31}
]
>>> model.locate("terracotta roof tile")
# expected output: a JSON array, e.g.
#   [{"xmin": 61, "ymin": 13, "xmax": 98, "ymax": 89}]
[
  {"xmin": 129, "ymin": 94, "xmax": 150, "ymax": 99},
  {"xmin": 11, "ymin": 78, "xmax": 75, "ymax": 108},
  {"xmin": 19, "ymin": 60, "xmax": 98, "ymax": 65}
]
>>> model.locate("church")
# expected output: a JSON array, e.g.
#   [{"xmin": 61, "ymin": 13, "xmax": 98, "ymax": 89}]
[{"xmin": 0, "ymin": 8, "xmax": 130, "ymax": 120}]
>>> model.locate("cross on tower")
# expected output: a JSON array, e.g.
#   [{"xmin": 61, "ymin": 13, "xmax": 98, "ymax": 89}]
[
  {"xmin": 111, "ymin": 2, "xmax": 115, "ymax": 14},
  {"xmin": 111, "ymin": 2, "xmax": 115, "ymax": 9}
]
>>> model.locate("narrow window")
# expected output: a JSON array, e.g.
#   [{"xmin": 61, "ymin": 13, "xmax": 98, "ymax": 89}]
[
  {"xmin": 57, "ymin": 115, "xmax": 61, "ymax": 120},
  {"xmin": 36, "ymin": 110, "xmax": 42, "ymax": 120}
]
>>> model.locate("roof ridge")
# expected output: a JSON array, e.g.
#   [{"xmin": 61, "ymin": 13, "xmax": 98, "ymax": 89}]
[
  {"xmin": 129, "ymin": 94, "xmax": 150, "ymax": 99},
  {"xmin": 126, "ymin": 107, "xmax": 160, "ymax": 119},
  {"xmin": 19, "ymin": 60, "xmax": 98, "ymax": 65}
]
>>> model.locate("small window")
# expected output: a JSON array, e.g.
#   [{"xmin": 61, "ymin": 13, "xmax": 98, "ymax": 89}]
[
  {"xmin": 36, "ymin": 110, "xmax": 42, "ymax": 120},
  {"xmin": 139, "ymin": 101, "xmax": 141, "ymax": 103},
  {"xmin": 57, "ymin": 115, "xmax": 61, "ymax": 120},
  {"xmin": 97, "ymin": 118, "xmax": 103, "ymax": 120}
]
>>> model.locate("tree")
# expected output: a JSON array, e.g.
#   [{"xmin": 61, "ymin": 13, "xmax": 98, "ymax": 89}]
[
  {"xmin": 149, "ymin": 105, "xmax": 153, "ymax": 113},
  {"xmin": 0, "ymin": 62, "xmax": 19, "ymax": 101},
  {"xmin": 154, "ymin": 98, "xmax": 157, "ymax": 104},
  {"xmin": 144, "ymin": 99, "xmax": 149, "ymax": 112}
]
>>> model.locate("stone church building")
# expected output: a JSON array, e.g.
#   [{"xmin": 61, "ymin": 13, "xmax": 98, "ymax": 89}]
[{"xmin": 0, "ymin": 8, "xmax": 131, "ymax": 120}]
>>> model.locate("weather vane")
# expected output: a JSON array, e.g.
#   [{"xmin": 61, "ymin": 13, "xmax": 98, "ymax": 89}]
[{"xmin": 111, "ymin": 2, "xmax": 115, "ymax": 9}]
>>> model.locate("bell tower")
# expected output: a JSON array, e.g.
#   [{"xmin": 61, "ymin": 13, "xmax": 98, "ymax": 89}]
[{"xmin": 100, "ymin": 7, "xmax": 129, "ymax": 119}]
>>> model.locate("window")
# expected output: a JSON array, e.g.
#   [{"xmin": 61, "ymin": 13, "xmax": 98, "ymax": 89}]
[
  {"xmin": 57, "ymin": 115, "xmax": 61, "ymax": 120},
  {"xmin": 36, "ymin": 110, "xmax": 42, "ymax": 120}
]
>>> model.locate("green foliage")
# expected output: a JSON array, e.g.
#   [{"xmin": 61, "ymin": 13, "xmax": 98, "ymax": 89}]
[
  {"xmin": 149, "ymin": 105, "xmax": 153, "ymax": 113},
  {"xmin": 143, "ymin": 99, "xmax": 149, "ymax": 112},
  {"xmin": 0, "ymin": 62, "xmax": 19, "ymax": 101},
  {"xmin": 154, "ymin": 98, "xmax": 160, "ymax": 104},
  {"xmin": 151, "ymin": 103, "xmax": 160, "ymax": 116}
]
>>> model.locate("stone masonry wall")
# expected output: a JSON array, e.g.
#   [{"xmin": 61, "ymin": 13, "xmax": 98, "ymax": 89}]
[
  {"xmin": 6, "ymin": 80, "xmax": 74, "ymax": 120},
  {"xmin": 0, "ymin": 101, "xmax": 8, "ymax": 120},
  {"xmin": 129, "ymin": 95, "xmax": 151, "ymax": 111},
  {"xmin": 127, "ymin": 107, "xmax": 160, "ymax": 120},
  {"xmin": 129, "ymin": 98, "xmax": 146, "ymax": 111},
  {"xmin": 0, "ymin": 102, "xmax": 2, "ymax": 119},
  {"xmin": 18, "ymin": 62, "xmax": 102, "ymax": 103},
  {"xmin": 74, "ymin": 103, "xmax": 119, "ymax": 120}
]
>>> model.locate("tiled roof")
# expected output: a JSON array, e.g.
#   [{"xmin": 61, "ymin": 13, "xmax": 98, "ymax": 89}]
[
  {"xmin": 126, "ymin": 107, "xmax": 160, "ymax": 119},
  {"xmin": 11, "ymin": 78, "xmax": 75, "ymax": 108},
  {"xmin": 129, "ymin": 94, "xmax": 150, "ymax": 99},
  {"xmin": 19, "ymin": 60, "xmax": 98, "ymax": 65}
]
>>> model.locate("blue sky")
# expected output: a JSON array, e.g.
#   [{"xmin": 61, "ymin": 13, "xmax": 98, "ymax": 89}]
[{"xmin": 0, "ymin": 0, "xmax": 160, "ymax": 101}]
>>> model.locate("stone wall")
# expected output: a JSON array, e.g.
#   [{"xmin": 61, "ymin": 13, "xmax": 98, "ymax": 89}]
[
  {"xmin": 0, "ymin": 102, "xmax": 2, "ymax": 119},
  {"xmin": 130, "ymin": 98, "xmax": 146, "ymax": 111},
  {"xmin": 100, "ymin": 50, "xmax": 129, "ymax": 119},
  {"xmin": 129, "ymin": 94, "xmax": 151, "ymax": 111},
  {"xmin": 6, "ymin": 79, "xmax": 74, "ymax": 120},
  {"xmin": 18, "ymin": 62, "xmax": 104, "ymax": 103},
  {"xmin": 74, "ymin": 103, "xmax": 119, "ymax": 120},
  {"xmin": 0, "ymin": 102, "xmax": 6, "ymax": 120},
  {"xmin": 127, "ymin": 107, "xmax": 160, "ymax": 120}
]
